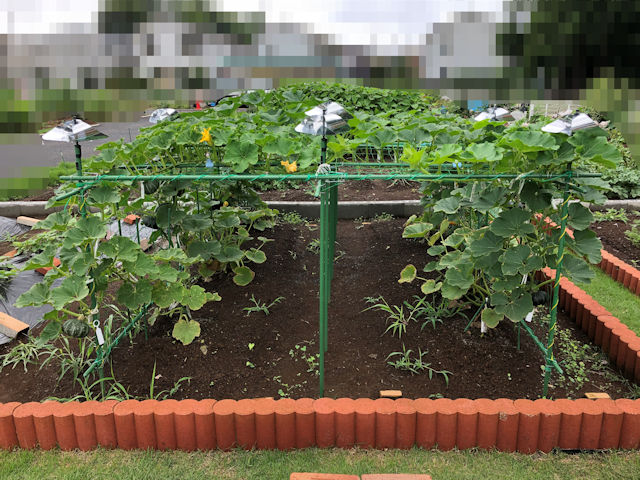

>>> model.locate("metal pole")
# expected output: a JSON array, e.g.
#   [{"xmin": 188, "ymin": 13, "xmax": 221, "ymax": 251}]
[
  {"xmin": 318, "ymin": 178, "xmax": 330, "ymax": 397},
  {"xmin": 328, "ymin": 171, "xmax": 338, "ymax": 295},
  {"xmin": 543, "ymin": 171, "xmax": 571, "ymax": 397}
]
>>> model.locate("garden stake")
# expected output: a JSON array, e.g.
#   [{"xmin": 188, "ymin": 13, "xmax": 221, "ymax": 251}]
[
  {"xmin": 543, "ymin": 173, "xmax": 571, "ymax": 397},
  {"xmin": 318, "ymin": 178, "xmax": 329, "ymax": 396}
]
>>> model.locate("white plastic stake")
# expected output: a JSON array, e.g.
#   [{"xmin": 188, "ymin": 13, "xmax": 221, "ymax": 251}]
[
  {"xmin": 525, "ymin": 310, "xmax": 534, "ymax": 323},
  {"xmin": 93, "ymin": 320, "xmax": 105, "ymax": 345}
]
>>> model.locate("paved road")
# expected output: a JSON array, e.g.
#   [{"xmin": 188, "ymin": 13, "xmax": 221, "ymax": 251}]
[{"xmin": 0, "ymin": 115, "xmax": 150, "ymax": 178}]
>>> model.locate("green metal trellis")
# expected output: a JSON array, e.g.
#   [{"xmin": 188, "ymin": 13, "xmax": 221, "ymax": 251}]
[{"xmin": 59, "ymin": 165, "xmax": 596, "ymax": 398}]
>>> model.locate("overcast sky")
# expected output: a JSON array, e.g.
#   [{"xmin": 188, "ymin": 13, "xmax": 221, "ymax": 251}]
[{"xmin": 2, "ymin": 0, "xmax": 514, "ymax": 42}]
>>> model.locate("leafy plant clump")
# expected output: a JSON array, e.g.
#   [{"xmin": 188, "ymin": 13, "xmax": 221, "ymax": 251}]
[{"xmin": 399, "ymin": 120, "xmax": 621, "ymax": 330}]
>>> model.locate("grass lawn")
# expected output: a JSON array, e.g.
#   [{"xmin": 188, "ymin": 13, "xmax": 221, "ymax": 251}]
[
  {"xmin": 0, "ymin": 448, "xmax": 639, "ymax": 480},
  {"xmin": 0, "ymin": 162, "xmax": 75, "ymax": 201},
  {"xmin": 578, "ymin": 268, "xmax": 640, "ymax": 335}
]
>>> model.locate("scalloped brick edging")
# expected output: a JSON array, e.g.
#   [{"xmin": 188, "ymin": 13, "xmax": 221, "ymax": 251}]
[
  {"xmin": 597, "ymin": 249, "xmax": 640, "ymax": 296},
  {"xmin": 1, "ymin": 395, "xmax": 639, "ymax": 453}
]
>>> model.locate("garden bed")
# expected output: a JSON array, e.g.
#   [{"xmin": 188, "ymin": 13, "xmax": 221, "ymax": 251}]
[
  {"xmin": 0, "ymin": 218, "xmax": 635, "ymax": 403},
  {"xmin": 592, "ymin": 210, "xmax": 640, "ymax": 266}
]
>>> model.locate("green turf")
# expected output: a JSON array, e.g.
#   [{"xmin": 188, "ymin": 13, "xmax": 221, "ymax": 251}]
[
  {"xmin": 0, "ymin": 448, "xmax": 639, "ymax": 480},
  {"xmin": 0, "ymin": 162, "xmax": 75, "ymax": 201},
  {"xmin": 577, "ymin": 268, "xmax": 640, "ymax": 335}
]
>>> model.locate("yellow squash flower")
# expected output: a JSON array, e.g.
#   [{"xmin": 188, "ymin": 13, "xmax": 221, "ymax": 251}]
[
  {"xmin": 281, "ymin": 160, "xmax": 298, "ymax": 173},
  {"xmin": 199, "ymin": 127, "xmax": 212, "ymax": 144}
]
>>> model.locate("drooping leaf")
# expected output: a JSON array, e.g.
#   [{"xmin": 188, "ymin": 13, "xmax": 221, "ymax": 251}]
[
  {"xmin": 233, "ymin": 266, "xmax": 255, "ymax": 286},
  {"xmin": 15, "ymin": 282, "xmax": 50, "ymax": 307},
  {"xmin": 427, "ymin": 245, "xmax": 446, "ymax": 256},
  {"xmin": 520, "ymin": 182, "xmax": 552, "ymax": 211},
  {"xmin": 39, "ymin": 320, "xmax": 62, "ymax": 342},
  {"xmin": 501, "ymin": 131, "xmax": 558, "ymax": 152},
  {"xmin": 474, "ymin": 188, "xmax": 508, "ymax": 212},
  {"xmin": 434, "ymin": 196, "xmax": 461, "ymax": 214},
  {"xmin": 399, "ymin": 264, "xmax": 417, "ymax": 283},
  {"xmin": 35, "ymin": 210, "xmax": 71, "ymax": 231},
  {"xmin": 481, "ymin": 308, "xmax": 503, "ymax": 328},
  {"xmin": 172, "ymin": 318, "xmax": 201, "ymax": 345},
  {"xmin": 421, "ymin": 279, "xmax": 442, "ymax": 294},
  {"xmin": 444, "ymin": 265, "xmax": 474, "ymax": 290},
  {"xmin": 569, "ymin": 229, "xmax": 602, "ymax": 264},
  {"xmin": 440, "ymin": 282, "xmax": 466, "ymax": 300},
  {"xmin": 567, "ymin": 203, "xmax": 594, "ymax": 231},
  {"xmin": 402, "ymin": 222, "xmax": 433, "ymax": 239},
  {"xmin": 561, "ymin": 254, "xmax": 595, "ymax": 283},
  {"xmin": 182, "ymin": 285, "xmax": 220, "ymax": 310},
  {"xmin": 156, "ymin": 203, "xmax": 186, "ymax": 229}
]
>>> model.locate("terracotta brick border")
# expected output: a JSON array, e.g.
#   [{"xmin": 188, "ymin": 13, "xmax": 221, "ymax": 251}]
[
  {"xmin": 597, "ymin": 249, "xmax": 640, "ymax": 296},
  {"xmin": 1, "ymin": 393, "xmax": 639, "ymax": 452}
]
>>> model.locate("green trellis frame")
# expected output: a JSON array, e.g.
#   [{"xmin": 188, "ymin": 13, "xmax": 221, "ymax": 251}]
[{"xmin": 59, "ymin": 165, "xmax": 599, "ymax": 398}]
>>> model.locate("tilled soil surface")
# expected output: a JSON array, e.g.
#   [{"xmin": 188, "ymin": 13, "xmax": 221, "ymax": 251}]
[
  {"xmin": 0, "ymin": 218, "xmax": 634, "ymax": 402},
  {"xmin": 592, "ymin": 211, "xmax": 640, "ymax": 266}
]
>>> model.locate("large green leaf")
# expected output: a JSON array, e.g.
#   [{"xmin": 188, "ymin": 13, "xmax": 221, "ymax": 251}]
[
  {"xmin": 569, "ymin": 229, "xmax": 602, "ymax": 264},
  {"xmin": 187, "ymin": 240, "xmax": 221, "ymax": 260},
  {"xmin": 181, "ymin": 214, "xmax": 213, "ymax": 232},
  {"xmin": 50, "ymin": 276, "xmax": 89, "ymax": 310},
  {"xmin": 182, "ymin": 285, "xmax": 220, "ymax": 310},
  {"xmin": 215, "ymin": 245, "xmax": 244, "ymax": 263},
  {"xmin": 490, "ymin": 208, "xmax": 535, "ymax": 237},
  {"xmin": 63, "ymin": 217, "xmax": 108, "ymax": 248},
  {"xmin": 117, "ymin": 279, "xmax": 152, "ymax": 310},
  {"xmin": 500, "ymin": 245, "xmax": 542, "ymax": 276},
  {"xmin": 58, "ymin": 248, "xmax": 94, "ymax": 276},
  {"xmin": 39, "ymin": 320, "xmax": 62, "ymax": 342},
  {"xmin": 123, "ymin": 253, "xmax": 158, "ymax": 277},
  {"xmin": 402, "ymin": 222, "xmax": 433, "ymax": 238},
  {"xmin": 224, "ymin": 139, "xmax": 259, "ymax": 172},
  {"xmin": 440, "ymin": 282, "xmax": 466, "ymax": 300},
  {"xmin": 233, "ymin": 266, "xmax": 255, "ymax": 286},
  {"xmin": 156, "ymin": 204, "xmax": 186, "ymax": 229},
  {"xmin": 15, "ymin": 282, "xmax": 50, "ymax": 307},
  {"xmin": 154, "ymin": 248, "xmax": 190, "ymax": 263},
  {"xmin": 89, "ymin": 185, "xmax": 121, "ymax": 205},
  {"xmin": 98, "ymin": 236, "xmax": 140, "ymax": 262},
  {"xmin": 172, "ymin": 318, "xmax": 201, "ymax": 345},
  {"xmin": 561, "ymin": 254, "xmax": 595, "ymax": 283},
  {"xmin": 468, "ymin": 231, "xmax": 503, "ymax": 256},
  {"xmin": 444, "ymin": 265, "xmax": 474, "ymax": 290},
  {"xmin": 567, "ymin": 203, "xmax": 594, "ymax": 231},
  {"xmin": 35, "ymin": 211, "xmax": 71, "ymax": 231},
  {"xmin": 520, "ymin": 182, "xmax": 552, "ymax": 211},
  {"xmin": 434, "ymin": 196, "xmax": 461, "ymax": 214},
  {"xmin": 152, "ymin": 283, "xmax": 184, "ymax": 308},
  {"xmin": 429, "ymin": 144, "xmax": 462, "ymax": 164},
  {"xmin": 496, "ymin": 292, "xmax": 533, "ymax": 323},
  {"xmin": 570, "ymin": 134, "xmax": 621, "ymax": 168},
  {"xmin": 465, "ymin": 142, "xmax": 503, "ymax": 162},
  {"xmin": 474, "ymin": 188, "xmax": 507, "ymax": 212},
  {"xmin": 501, "ymin": 131, "xmax": 558, "ymax": 152},
  {"xmin": 398, "ymin": 264, "xmax": 417, "ymax": 283},
  {"xmin": 24, "ymin": 246, "xmax": 57, "ymax": 270}
]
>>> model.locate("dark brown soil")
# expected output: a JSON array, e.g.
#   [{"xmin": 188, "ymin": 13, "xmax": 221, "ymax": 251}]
[
  {"xmin": 592, "ymin": 210, "xmax": 640, "ymax": 266},
  {"xmin": 259, "ymin": 179, "xmax": 421, "ymax": 202},
  {"xmin": 0, "ymin": 218, "xmax": 634, "ymax": 403},
  {"xmin": 21, "ymin": 187, "xmax": 56, "ymax": 201}
]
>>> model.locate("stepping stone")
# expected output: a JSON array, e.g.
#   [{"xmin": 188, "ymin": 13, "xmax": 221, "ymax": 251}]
[
  {"xmin": 16, "ymin": 216, "xmax": 40, "ymax": 228},
  {"xmin": 361, "ymin": 476, "xmax": 432, "ymax": 480},
  {"xmin": 290, "ymin": 474, "xmax": 359, "ymax": 480}
]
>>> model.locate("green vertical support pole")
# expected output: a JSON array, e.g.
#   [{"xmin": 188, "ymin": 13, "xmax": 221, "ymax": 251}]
[
  {"xmin": 318, "ymin": 178, "xmax": 329, "ymax": 397},
  {"xmin": 543, "ymin": 171, "xmax": 571, "ymax": 397},
  {"xmin": 328, "ymin": 176, "xmax": 338, "ymax": 296}
]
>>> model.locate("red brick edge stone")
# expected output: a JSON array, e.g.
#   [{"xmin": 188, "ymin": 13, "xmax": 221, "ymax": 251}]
[
  {"xmin": 536, "ymin": 267, "xmax": 640, "ymax": 386},
  {"xmin": 1, "ymin": 396, "xmax": 639, "ymax": 452}
]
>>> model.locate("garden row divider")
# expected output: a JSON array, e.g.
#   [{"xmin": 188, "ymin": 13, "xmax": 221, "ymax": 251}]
[{"xmin": 1, "ymin": 394, "xmax": 639, "ymax": 453}]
